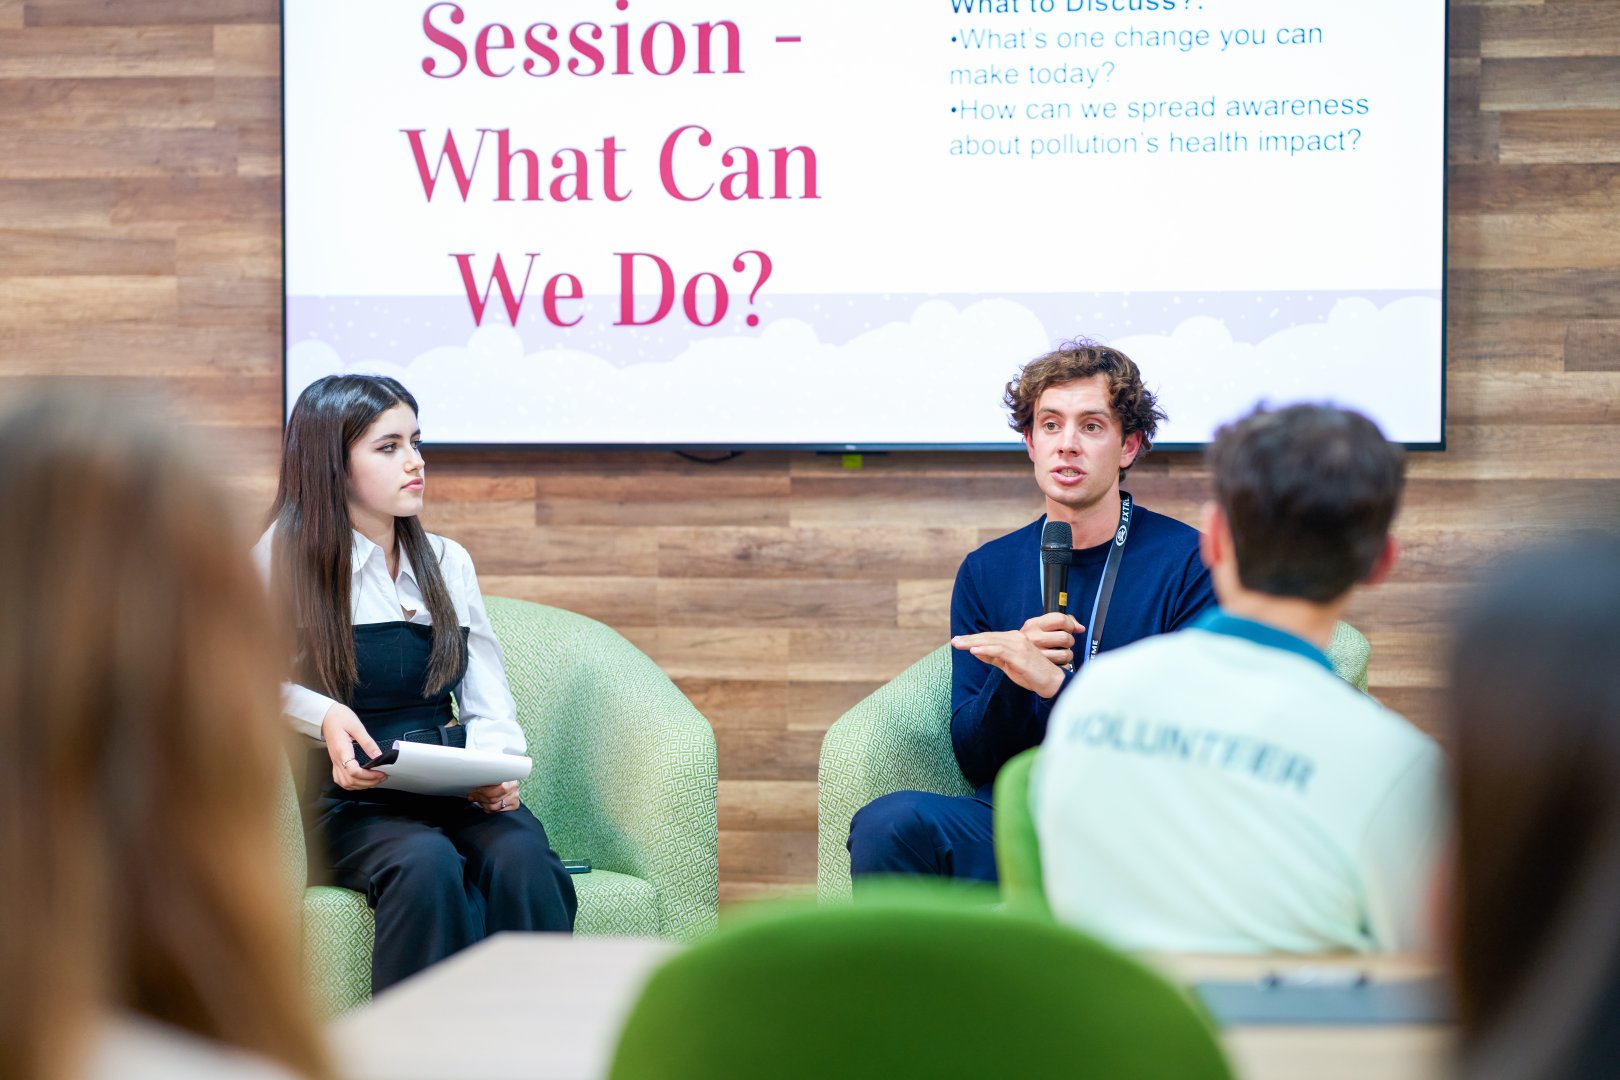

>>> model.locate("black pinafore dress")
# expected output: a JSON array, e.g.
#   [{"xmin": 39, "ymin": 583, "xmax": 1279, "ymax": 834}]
[
  {"xmin": 305, "ymin": 620, "xmax": 466, "ymax": 810},
  {"xmin": 303, "ymin": 619, "xmax": 576, "ymax": 994}
]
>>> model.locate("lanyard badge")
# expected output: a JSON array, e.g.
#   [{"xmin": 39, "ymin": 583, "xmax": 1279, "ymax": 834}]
[{"xmin": 1037, "ymin": 492, "xmax": 1134, "ymax": 665}]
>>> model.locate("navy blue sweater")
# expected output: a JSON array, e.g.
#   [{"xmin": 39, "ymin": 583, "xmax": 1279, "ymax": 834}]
[{"xmin": 949, "ymin": 504, "xmax": 1217, "ymax": 799}]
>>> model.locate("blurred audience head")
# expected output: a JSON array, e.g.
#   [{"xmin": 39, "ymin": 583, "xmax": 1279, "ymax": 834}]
[
  {"xmin": 1448, "ymin": 534, "xmax": 1620, "ymax": 1080},
  {"xmin": 0, "ymin": 391, "xmax": 327, "ymax": 1080},
  {"xmin": 1205, "ymin": 403, "xmax": 1405, "ymax": 605}
]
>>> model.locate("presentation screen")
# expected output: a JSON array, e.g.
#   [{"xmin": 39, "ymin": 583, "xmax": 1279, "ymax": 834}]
[{"xmin": 283, "ymin": 0, "xmax": 1446, "ymax": 449}]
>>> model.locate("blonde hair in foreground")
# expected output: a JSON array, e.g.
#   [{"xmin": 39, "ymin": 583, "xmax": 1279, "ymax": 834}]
[{"xmin": 0, "ymin": 393, "xmax": 329, "ymax": 1080}]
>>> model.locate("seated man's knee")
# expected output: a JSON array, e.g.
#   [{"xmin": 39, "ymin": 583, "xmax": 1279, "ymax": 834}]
[
  {"xmin": 849, "ymin": 791, "xmax": 937, "ymax": 873},
  {"xmin": 851, "ymin": 791, "xmax": 930, "ymax": 841}
]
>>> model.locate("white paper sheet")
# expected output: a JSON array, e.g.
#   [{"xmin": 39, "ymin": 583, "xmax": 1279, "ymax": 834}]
[{"xmin": 371, "ymin": 741, "xmax": 533, "ymax": 797}]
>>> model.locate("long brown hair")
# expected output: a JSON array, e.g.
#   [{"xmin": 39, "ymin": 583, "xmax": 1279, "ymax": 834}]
[
  {"xmin": 1448, "ymin": 536, "xmax": 1620, "ymax": 1080},
  {"xmin": 268, "ymin": 375, "xmax": 463, "ymax": 701},
  {"xmin": 0, "ymin": 392, "xmax": 330, "ymax": 1080}
]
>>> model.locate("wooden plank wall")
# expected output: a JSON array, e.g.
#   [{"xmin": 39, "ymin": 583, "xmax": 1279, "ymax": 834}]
[{"xmin": 2, "ymin": 1, "xmax": 1617, "ymax": 903}]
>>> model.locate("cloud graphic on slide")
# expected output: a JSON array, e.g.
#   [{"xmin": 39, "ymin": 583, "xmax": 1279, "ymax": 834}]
[
  {"xmin": 1111, "ymin": 296, "xmax": 1443, "ymax": 444},
  {"xmin": 287, "ymin": 294, "xmax": 1442, "ymax": 445},
  {"xmin": 288, "ymin": 299, "xmax": 1051, "ymax": 444}
]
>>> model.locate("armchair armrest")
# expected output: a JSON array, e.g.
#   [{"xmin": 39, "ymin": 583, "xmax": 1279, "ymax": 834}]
[
  {"xmin": 486, "ymin": 597, "xmax": 719, "ymax": 941},
  {"xmin": 817, "ymin": 645, "xmax": 971, "ymax": 902}
]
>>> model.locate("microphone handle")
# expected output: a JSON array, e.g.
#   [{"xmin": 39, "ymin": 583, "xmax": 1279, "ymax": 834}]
[
  {"xmin": 1042, "ymin": 558, "xmax": 1074, "ymax": 673},
  {"xmin": 1042, "ymin": 558, "xmax": 1066, "ymax": 615}
]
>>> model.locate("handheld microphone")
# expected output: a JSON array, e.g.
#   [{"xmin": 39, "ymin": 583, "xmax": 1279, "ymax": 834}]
[{"xmin": 1040, "ymin": 521, "xmax": 1073, "ymax": 615}]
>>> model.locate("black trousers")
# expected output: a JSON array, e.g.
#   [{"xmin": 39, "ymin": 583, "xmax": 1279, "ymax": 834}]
[
  {"xmin": 313, "ymin": 794, "xmax": 578, "ymax": 994},
  {"xmin": 847, "ymin": 790, "xmax": 999, "ymax": 885}
]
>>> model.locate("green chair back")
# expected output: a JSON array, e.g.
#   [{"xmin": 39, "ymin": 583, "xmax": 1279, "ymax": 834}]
[
  {"xmin": 993, "ymin": 747, "xmax": 1049, "ymax": 917},
  {"xmin": 608, "ymin": 882, "xmax": 1235, "ymax": 1080}
]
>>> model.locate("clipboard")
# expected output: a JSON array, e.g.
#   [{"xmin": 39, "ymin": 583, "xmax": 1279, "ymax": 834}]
[{"xmin": 359, "ymin": 741, "xmax": 533, "ymax": 797}]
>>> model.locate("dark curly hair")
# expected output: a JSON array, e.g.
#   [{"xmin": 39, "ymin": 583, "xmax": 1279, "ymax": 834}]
[{"xmin": 1004, "ymin": 340, "xmax": 1165, "ymax": 474}]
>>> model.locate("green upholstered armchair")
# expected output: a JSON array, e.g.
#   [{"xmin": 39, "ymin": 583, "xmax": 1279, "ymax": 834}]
[
  {"xmin": 608, "ymin": 881, "xmax": 1234, "ymax": 1080},
  {"xmin": 817, "ymin": 622, "xmax": 1371, "ymax": 902},
  {"xmin": 286, "ymin": 598, "xmax": 719, "ymax": 1016}
]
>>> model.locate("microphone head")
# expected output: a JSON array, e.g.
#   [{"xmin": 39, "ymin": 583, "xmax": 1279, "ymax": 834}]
[{"xmin": 1040, "ymin": 521, "xmax": 1073, "ymax": 564}]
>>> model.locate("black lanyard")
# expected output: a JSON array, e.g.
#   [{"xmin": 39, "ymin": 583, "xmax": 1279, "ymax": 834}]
[
  {"xmin": 1038, "ymin": 493, "xmax": 1134, "ymax": 665},
  {"xmin": 1083, "ymin": 492, "xmax": 1133, "ymax": 662}
]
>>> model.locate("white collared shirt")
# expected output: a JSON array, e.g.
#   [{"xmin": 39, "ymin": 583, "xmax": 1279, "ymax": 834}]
[{"xmin": 253, "ymin": 526, "xmax": 524, "ymax": 756}]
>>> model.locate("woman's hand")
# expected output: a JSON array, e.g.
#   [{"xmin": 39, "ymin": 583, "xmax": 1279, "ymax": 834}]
[
  {"xmin": 322, "ymin": 703, "xmax": 388, "ymax": 790},
  {"xmin": 469, "ymin": 780, "xmax": 521, "ymax": 813}
]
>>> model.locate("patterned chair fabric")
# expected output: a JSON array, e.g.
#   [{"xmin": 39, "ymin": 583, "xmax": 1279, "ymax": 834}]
[
  {"xmin": 817, "ymin": 621, "xmax": 1372, "ymax": 902},
  {"xmin": 1326, "ymin": 619, "xmax": 1372, "ymax": 693},
  {"xmin": 289, "ymin": 597, "xmax": 720, "ymax": 1016}
]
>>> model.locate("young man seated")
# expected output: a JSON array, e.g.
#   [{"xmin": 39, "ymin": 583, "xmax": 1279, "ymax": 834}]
[
  {"xmin": 846, "ymin": 344, "xmax": 1215, "ymax": 885},
  {"xmin": 1033, "ymin": 404, "xmax": 1446, "ymax": 952}
]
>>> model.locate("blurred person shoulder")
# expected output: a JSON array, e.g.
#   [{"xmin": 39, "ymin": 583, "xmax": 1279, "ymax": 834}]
[
  {"xmin": 87, "ymin": 1013, "xmax": 306, "ymax": 1080},
  {"xmin": 251, "ymin": 522, "xmax": 276, "ymax": 578}
]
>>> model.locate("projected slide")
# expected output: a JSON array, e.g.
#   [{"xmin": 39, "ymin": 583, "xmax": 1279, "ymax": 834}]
[{"xmin": 283, "ymin": 0, "xmax": 1445, "ymax": 448}]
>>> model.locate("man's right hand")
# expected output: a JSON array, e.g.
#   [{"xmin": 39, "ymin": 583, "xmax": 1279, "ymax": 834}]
[
  {"xmin": 1019, "ymin": 612, "xmax": 1083, "ymax": 667},
  {"xmin": 321, "ymin": 703, "xmax": 388, "ymax": 791},
  {"xmin": 951, "ymin": 613, "xmax": 1083, "ymax": 700}
]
